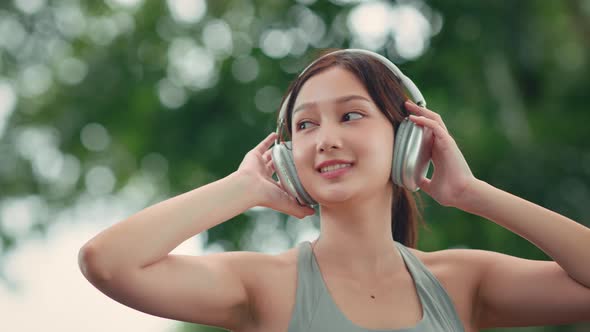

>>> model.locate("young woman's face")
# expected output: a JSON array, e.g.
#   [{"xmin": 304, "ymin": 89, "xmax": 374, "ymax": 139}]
[{"xmin": 290, "ymin": 66, "xmax": 395, "ymax": 205}]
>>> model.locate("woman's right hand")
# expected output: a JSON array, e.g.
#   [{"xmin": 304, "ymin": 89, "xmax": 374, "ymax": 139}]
[{"xmin": 237, "ymin": 132, "xmax": 316, "ymax": 220}]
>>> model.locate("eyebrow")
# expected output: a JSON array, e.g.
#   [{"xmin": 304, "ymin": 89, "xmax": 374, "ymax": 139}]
[{"xmin": 292, "ymin": 95, "xmax": 372, "ymax": 115}]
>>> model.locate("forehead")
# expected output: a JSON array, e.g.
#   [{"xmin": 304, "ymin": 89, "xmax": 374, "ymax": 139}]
[{"xmin": 293, "ymin": 67, "xmax": 371, "ymax": 111}]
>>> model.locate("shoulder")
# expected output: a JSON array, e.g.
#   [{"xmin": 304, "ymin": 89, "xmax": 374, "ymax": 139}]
[
  {"xmin": 406, "ymin": 245, "xmax": 494, "ymax": 330},
  {"xmin": 222, "ymin": 244, "xmax": 300, "ymax": 299},
  {"xmin": 407, "ymin": 245, "xmax": 491, "ymax": 274},
  {"xmin": 408, "ymin": 245, "xmax": 494, "ymax": 293},
  {"xmin": 404, "ymin": 245, "xmax": 483, "ymax": 293},
  {"xmin": 224, "ymin": 244, "xmax": 300, "ymax": 330},
  {"xmin": 224, "ymin": 244, "xmax": 299, "ymax": 281}
]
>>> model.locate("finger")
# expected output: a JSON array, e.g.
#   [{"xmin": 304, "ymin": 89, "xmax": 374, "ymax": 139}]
[
  {"xmin": 418, "ymin": 177, "xmax": 432, "ymax": 195},
  {"xmin": 290, "ymin": 193, "xmax": 316, "ymax": 215},
  {"xmin": 299, "ymin": 207, "xmax": 316, "ymax": 219},
  {"xmin": 275, "ymin": 187, "xmax": 315, "ymax": 219},
  {"xmin": 266, "ymin": 159, "xmax": 275, "ymax": 174},
  {"xmin": 405, "ymin": 101, "xmax": 448, "ymax": 132},
  {"xmin": 254, "ymin": 132, "xmax": 278, "ymax": 154},
  {"xmin": 405, "ymin": 101, "xmax": 446, "ymax": 130},
  {"xmin": 291, "ymin": 200, "xmax": 316, "ymax": 219},
  {"xmin": 409, "ymin": 115, "xmax": 450, "ymax": 143},
  {"xmin": 262, "ymin": 148, "xmax": 272, "ymax": 161}
]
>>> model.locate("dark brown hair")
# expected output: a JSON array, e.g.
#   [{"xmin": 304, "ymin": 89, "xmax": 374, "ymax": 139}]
[{"xmin": 278, "ymin": 49, "xmax": 427, "ymax": 248}]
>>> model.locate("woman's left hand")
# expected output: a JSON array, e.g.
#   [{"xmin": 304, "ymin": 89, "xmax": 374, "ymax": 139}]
[{"xmin": 405, "ymin": 101, "xmax": 477, "ymax": 208}]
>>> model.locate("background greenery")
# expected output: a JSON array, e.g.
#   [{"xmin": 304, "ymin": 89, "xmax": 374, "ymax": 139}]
[{"xmin": 0, "ymin": 0, "xmax": 588, "ymax": 331}]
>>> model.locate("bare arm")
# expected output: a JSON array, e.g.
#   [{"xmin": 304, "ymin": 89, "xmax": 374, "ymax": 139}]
[
  {"xmin": 78, "ymin": 172, "xmax": 259, "ymax": 330},
  {"xmin": 404, "ymin": 101, "xmax": 590, "ymax": 328},
  {"xmin": 78, "ymin": 132, "xmax": 314, "ymax": 330},
  {"xmin": 79, "ymin": 171, "xmax": 256, "ymax": 277},
  {"xmin": 459, "ymin": 179, "xmax": 590, "ymax": 328}
]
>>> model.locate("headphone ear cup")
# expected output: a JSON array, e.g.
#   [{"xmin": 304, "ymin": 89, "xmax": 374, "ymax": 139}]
[
  {"xmin": 392, "ymin": 118, "xmax": 411, "ymax": 187},
  {"xmin": 271, "ymin": 142, "xmax": 317, "ymax": 207},
  {"xmin": 392, "ymin": 118, "xmax": 432, "ymax": 191}
]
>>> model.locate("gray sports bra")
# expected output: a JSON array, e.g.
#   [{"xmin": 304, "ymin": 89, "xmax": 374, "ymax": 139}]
[{"xmin": 287, "ymin": 241, "xmax": 465, "ymax": 331}]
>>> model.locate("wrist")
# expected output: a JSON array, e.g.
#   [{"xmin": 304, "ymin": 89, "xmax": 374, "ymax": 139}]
[
  {"xmin": 228, "ymin": 171, "xmax": 261, "ymax": 207},
  {"xmin": 456, "ymin": 178, "xmax": 488, "ymax": 213}
]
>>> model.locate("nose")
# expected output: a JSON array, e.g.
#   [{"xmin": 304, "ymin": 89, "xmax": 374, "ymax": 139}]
[{"xmin": 316, "ymin": 121, "xmax": 343, "ymax": 153}]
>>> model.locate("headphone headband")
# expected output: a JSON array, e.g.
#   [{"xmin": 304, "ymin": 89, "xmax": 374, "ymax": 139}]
[{"xmin": 275, "ymin": 49, "xmax": 426, "ymax": 143}]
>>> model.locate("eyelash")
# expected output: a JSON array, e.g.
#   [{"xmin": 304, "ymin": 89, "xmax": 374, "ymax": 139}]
[{"xmin": 295, "ymin": 112, "xmax": 364, "ymax": 131}]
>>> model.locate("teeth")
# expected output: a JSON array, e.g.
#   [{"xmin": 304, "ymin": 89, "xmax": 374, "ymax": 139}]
[{"xmin": 320, "ymin": 163, "xmax": 352, "ymax": 173}]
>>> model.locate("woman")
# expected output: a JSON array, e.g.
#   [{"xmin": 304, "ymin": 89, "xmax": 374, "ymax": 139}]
[{"xmin": 78, "ymin": 49, "xmax": 590, "ymax": 332}]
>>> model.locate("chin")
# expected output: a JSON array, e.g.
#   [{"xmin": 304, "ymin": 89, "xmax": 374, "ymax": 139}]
[{"xmin": 312, "ymin": 188, "xmax": 356, "ymax": 205}]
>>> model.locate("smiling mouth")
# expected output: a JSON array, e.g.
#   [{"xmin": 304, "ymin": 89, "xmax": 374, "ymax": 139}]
[
  {"xmin": 316, "ymin": 164, "xmax": 355, "ymax": 181},
  {"xmin": 316, "ymin": 163, "xmax": 354, "ymax": 173}
]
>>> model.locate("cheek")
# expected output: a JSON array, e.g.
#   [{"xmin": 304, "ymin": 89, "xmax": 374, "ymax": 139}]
[
  {"xmin": 366, "ymin": 146, "xmax": 391, "ymax": 173},
  {"xmin": 365, "ymin": 134, "xmax": 394, "ymax": 169},
  {"xmin": 291, "ymin": 142, "xmax": 312, "ymax": 172}
]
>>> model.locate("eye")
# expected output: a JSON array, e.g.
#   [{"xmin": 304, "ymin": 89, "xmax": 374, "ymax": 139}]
[
  {"xmin": 342, "ymin": 112, "xmax": 364, "ymax": 120},
  {"xmin": 296, "ymin": 120, "xmax": 312, "ymax": 131},
  {"xmin": 296, "ymin": 111, "xmax": 364, "ymax": 131}
]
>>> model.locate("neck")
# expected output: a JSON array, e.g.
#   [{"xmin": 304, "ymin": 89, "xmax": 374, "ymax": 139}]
[{"xmin": 311, "ymin": 185, "xmax": 405, "ymax": 280}]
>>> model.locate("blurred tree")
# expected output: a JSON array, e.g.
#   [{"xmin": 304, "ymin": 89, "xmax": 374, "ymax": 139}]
[{"xmin": 0, "ymin": 0, "xmax": 588, "ymax": 331}]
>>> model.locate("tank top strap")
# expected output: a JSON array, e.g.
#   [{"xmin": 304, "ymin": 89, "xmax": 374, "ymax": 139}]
[
  {"xmin": 287, "ymin": 241, "xmax": 323, "ymax": 331},
  {"xmin": 394, "ymin": 241, "xmax": 465, "ymax": 331}
]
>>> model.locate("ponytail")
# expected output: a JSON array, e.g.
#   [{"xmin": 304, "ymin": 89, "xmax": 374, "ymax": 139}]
[{"xmin": 391, "ymin": 185, "xmax": 427, "ymax": 248}]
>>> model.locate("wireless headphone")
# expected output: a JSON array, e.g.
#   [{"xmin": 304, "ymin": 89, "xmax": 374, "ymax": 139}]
[{"xmin": 271, "ymin": 49, "xmax": 432, "ymax": 208}]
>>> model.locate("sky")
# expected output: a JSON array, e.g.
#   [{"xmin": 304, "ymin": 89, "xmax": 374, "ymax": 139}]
[{"xmin": 0, "ymin": 219, "xmax": 189, "ymax": 332}]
